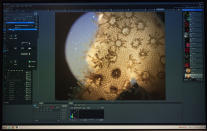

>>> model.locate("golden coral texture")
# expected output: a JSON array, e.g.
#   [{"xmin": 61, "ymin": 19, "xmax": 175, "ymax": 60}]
[{"xmin": 82, "ymin": 12, "xmax": 165, "ymax": 100}]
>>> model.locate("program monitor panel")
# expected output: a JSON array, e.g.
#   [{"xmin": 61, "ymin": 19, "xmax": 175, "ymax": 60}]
[{"xmin": 2, "ymin": 1, "xmax": 206, "ymax": 126}]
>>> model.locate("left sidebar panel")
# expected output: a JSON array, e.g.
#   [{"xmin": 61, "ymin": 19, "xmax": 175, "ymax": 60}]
[{"xmin": 3, "ymin": 10, "xmax": 39, "ymax": 105}]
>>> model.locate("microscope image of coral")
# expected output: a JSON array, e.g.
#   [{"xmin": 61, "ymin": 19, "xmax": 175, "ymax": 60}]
[
  {"xmin": 56, "ymin": 12, "xmax": 165, "ymax": 100},
  {"xmin": 131, "ymin": 38, "xmax": 143, "ymax": 50}
]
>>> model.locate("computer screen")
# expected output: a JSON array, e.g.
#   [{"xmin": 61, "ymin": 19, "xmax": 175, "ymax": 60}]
[{"xmin": 1, "ymin": 0, "xmax": 206, "ymax": 129}]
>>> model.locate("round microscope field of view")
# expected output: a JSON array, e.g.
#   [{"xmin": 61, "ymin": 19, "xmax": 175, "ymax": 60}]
[{"xmin": 65, "ymin": 12, "xmax": 165, "ymax": 100}]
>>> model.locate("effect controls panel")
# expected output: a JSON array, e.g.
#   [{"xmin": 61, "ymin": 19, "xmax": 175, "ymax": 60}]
[
  {"xmin": 32, "ymin": 102, "xmax": 104, "ymax": 123},
  {"xmin": 3, "ymin": 11, "xmax": 39, "ymax": 104},
  {"xmin": 182, "ymin": 9, "xmax": 204, "ymax": 81},
  {"xmin": 3, "ymin": 12, "xmax": 39, "ymax": 70}
]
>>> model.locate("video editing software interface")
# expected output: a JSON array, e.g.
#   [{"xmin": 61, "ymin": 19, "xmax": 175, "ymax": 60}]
[{"xmin": 2, "ymin": 1, "xmax": 206, "ymax": 126}]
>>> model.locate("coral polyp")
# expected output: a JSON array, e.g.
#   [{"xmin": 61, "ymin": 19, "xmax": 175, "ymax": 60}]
[{"xmin": 80, "ymin": 12, "xmax": 165, "ymax": 100}]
